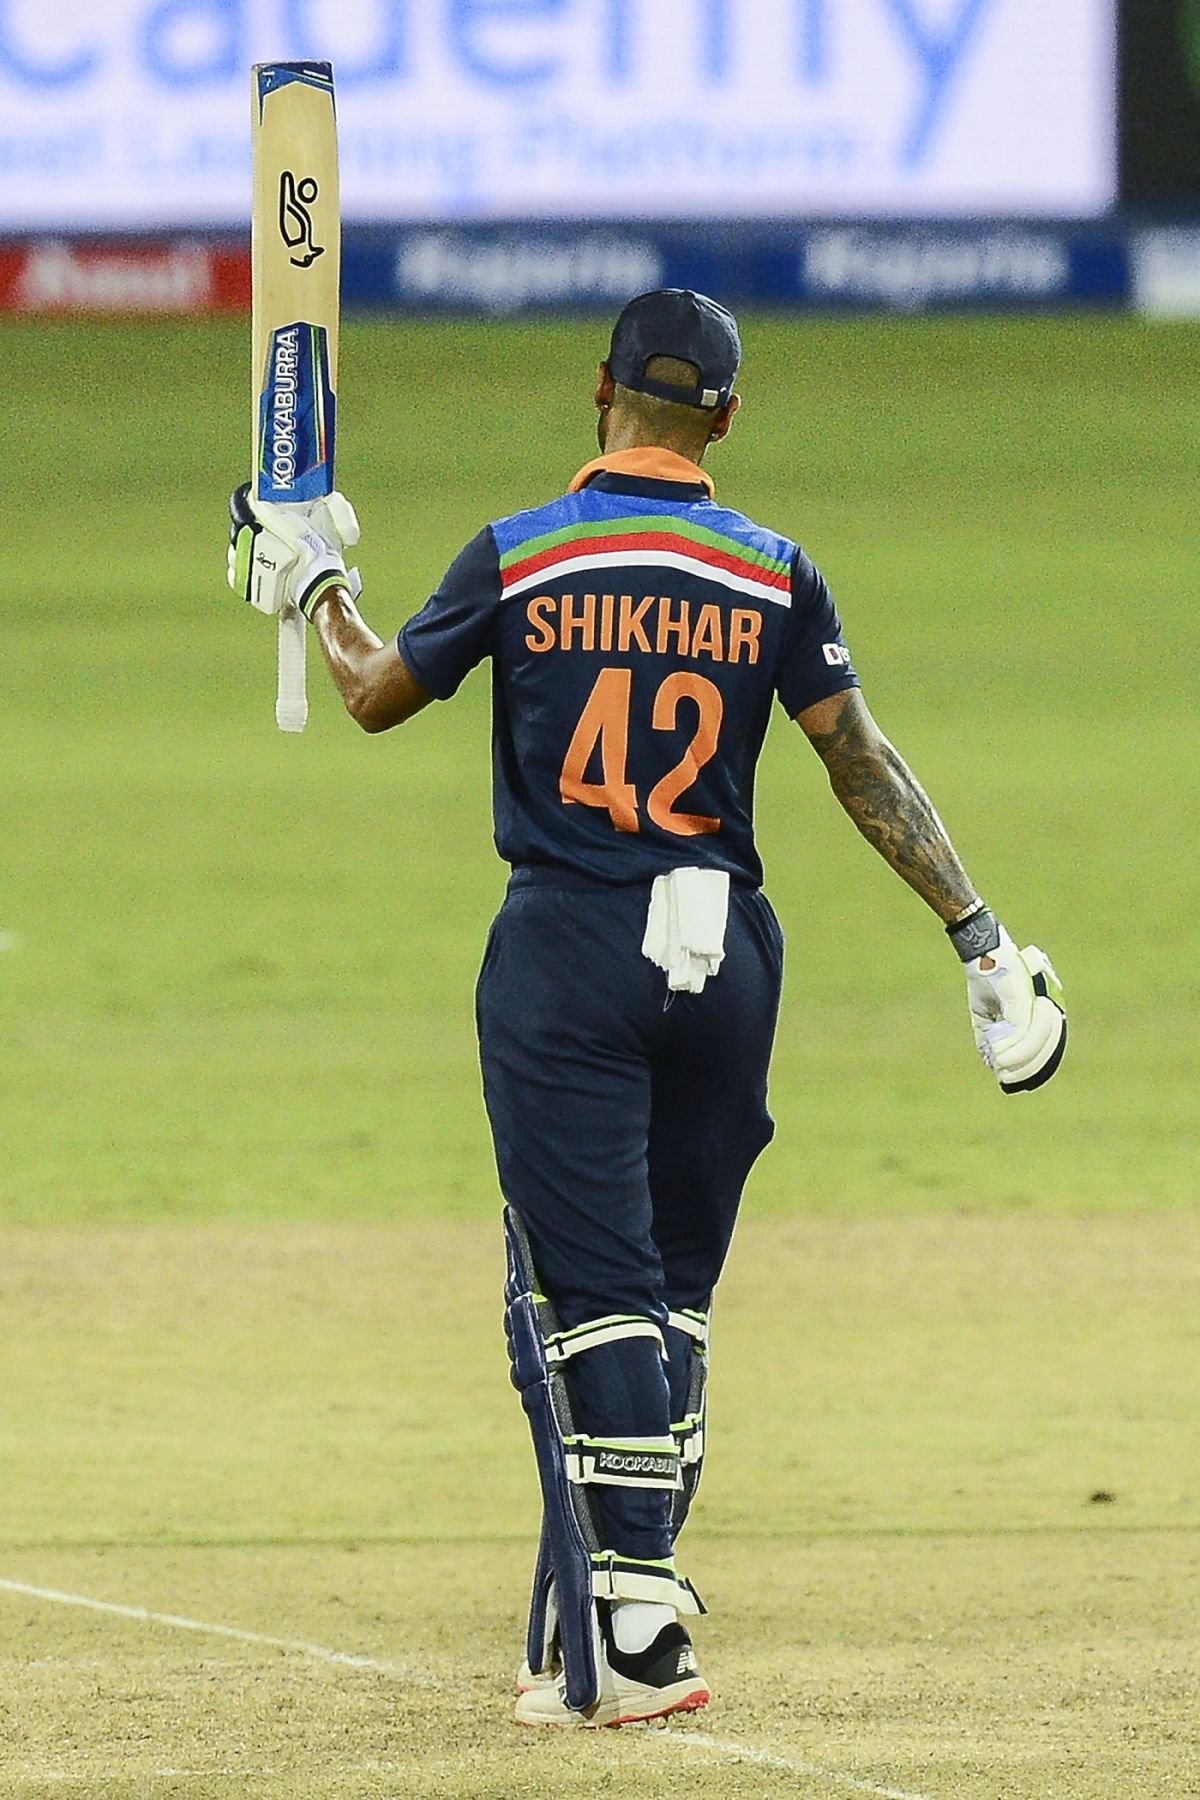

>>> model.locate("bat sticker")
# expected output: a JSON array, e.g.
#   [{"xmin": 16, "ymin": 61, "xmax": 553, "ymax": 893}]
[
  {"xmin": 278, "ymin": 170, "xmax": 324, "ymax": 268},
  {"xmin": 257, "ymin": 322, "xmax": 336, "ymax": 503}
]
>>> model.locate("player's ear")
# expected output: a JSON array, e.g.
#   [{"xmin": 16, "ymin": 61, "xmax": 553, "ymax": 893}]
[
  {"xmin": 708, "ymin": 393, "xmax": 741, "ymax": 444},
  {"xmin": 595, "ymin": 361, "xmax": 616, "ymax": 409}
]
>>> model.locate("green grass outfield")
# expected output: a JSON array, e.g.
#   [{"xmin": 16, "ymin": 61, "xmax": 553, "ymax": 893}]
[
  {"xmin": 4, "ymin": 314, "xmax": 1197, "ymax": 1222},
  {"xmin": 1, "ymin": 315, "xmax": 1198, "ymax": 1797}
]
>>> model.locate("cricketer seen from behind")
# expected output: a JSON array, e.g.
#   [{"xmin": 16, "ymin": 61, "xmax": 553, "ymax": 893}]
[{"xmin": 227, "ymin": 289, "xmax": 1067, "ymax": 1728}]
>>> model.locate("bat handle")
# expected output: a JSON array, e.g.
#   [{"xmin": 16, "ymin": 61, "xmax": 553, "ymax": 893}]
[{"xmin": 276, "ymin": 604, "xmax": 308, "ymax": 733}]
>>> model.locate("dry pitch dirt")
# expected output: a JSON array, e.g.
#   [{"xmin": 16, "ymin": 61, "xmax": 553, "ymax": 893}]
[{"xmin": 0, "ymin": 1217, "xmax": 1197, "ymax": 1799}]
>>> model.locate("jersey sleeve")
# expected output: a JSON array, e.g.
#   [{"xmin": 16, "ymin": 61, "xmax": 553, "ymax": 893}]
[
  {"xmin": 774, "ymin": 549, "xmax": 860, "ymax": 718},
  {"xmin": 396, "ymin": 526, "xmax": 501, "ymax": 700}
]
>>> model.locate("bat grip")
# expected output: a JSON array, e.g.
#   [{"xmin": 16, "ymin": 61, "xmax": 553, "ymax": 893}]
[{"xmin": 276, "ymin": 605, "xmax": 308, "ymax": 732}]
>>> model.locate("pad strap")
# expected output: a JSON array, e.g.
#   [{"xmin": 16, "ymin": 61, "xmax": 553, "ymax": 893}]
[
  {"xmin": 672, "ymin": 1409, "xmax": 705, "ymax": 1466},
  {"xmin": 592, "ymin": 1553, "xmax": 705, "ymax": 1615},
  {"xmin": 546, "ymin": 1314, "xmax": 665, "ymax": 1365},
  {"xmin": 668, "ymin": 1308, "xmax": 709, "ymax": 1343},
  {"xmin": 566, "ymin": 1435, "xmax": 682, "ymax": 1491},
  {"xmin": 666, "ymin": 1307, "xmax": 710, "ymax": 1536}
]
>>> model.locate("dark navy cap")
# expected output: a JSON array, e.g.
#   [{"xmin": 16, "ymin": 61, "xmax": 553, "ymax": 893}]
[{"xmin": 607, "ymin": 288, "xmax": 741, "ymax": 410}]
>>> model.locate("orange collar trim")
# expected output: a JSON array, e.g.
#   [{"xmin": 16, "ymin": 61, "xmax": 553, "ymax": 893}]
[{"xmin": 569, "ymin": 448, "xmax": 715, "ymax": 498}]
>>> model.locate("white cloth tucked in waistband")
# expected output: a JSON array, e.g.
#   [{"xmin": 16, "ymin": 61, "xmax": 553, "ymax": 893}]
[{"xmin": 641, "ymin": 867, "xmax": 731, "ymax": 994}]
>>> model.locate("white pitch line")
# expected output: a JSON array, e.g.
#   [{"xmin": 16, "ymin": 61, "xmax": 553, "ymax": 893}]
[
  {"xmin": 668, "ymin": 1732, "xmax": 935, "ymax": 1800},
  {"xmin": 2, "ymin": 1577, "xmax": 935, "ymax": 1798},
  {"xmin": 0, "ymin": 1578, "xmax": 437, "ymax": 1688},
  {"xmin": 10, "ymin": 1775, "xmax": 279, "ymax": 1786}
]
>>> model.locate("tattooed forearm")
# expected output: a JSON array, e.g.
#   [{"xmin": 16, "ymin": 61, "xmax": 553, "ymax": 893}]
[{"xmin": 798, "ymin": 690, "xmax": 977, "ymax": 923}]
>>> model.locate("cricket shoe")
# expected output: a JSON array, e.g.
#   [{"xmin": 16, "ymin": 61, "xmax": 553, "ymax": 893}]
[
  {"xmin": 514, "ymin": 1611, "xmax": 709, "ymax": 1728},
  {"xmin": 516, "ymin": 1654, "xmax": 559, "ymax": 1694}
]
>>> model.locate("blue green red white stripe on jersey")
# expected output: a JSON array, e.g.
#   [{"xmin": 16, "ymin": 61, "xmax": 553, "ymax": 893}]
[{"xmin": 499, "ymin": 515, "xmax": 794, "ymax": 608}]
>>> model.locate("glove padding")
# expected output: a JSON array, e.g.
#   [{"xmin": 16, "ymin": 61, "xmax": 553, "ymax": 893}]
[
  {"xmin": 227, "ymin": 483, "xmax": 362, "ymax": 619},
  {"xmin": 962, "ymin": 925, "xmax": 1067, "ymax": 1095}
]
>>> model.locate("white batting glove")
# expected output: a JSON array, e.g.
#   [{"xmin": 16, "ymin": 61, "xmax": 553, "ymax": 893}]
[
  {"xmin": 227, "ymin": 483, "xmax": 362, "ymax": 619},
  {"xmin": 947, "ymin": 908, "xmax": 1067, "ymax": 1095}
]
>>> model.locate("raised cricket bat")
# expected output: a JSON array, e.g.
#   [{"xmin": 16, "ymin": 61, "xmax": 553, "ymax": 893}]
[{"xmin": 251, "ymin": 61, "xmax": 340, "ymax": 733}]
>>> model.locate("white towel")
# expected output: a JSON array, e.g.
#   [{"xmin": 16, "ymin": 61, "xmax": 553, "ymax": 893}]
[{"xmin": 641, "ymin": 868, "xmax": 731, "ymax": 994}]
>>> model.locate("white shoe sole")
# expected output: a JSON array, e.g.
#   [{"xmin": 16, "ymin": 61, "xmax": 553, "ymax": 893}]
[{"xmin": 514, "ymin": 1674, "xmax": 710, "ymax": 1729}]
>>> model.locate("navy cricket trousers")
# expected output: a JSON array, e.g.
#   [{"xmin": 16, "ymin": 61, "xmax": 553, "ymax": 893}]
[{"xmin": 476, "ymin": 867, "xmax": 783, "ymax": 1563}]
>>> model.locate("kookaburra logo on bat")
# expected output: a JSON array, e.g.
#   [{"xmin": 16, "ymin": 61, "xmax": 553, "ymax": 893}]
[{"xmin": 278, "ymin": 170, "xmax": 324, "ymax": 268}]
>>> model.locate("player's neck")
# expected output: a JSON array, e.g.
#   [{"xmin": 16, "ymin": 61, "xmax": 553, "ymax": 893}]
[{"xmin": 601, "ymin": 418, "xmax": 709, "ymax": 465}]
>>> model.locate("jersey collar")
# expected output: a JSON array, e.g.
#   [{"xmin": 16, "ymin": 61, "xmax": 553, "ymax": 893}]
[{"xmin": 569, "ymin": 448, "xmax": 715, "ymax": 498}]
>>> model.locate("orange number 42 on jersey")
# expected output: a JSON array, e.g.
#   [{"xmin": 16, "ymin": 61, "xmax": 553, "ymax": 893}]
[{"xmin": 560, "ymin": 669, "xmax": 724, "ymax": 838}]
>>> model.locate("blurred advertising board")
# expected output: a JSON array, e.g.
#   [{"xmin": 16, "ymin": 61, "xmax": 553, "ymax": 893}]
[
  {"xmin": 0, "ymin": 0, "xmax": 1117, "ymax": 230},
  {"xmin": 0, "ymin": 222, "xmax": 1134, "ymax": 314},
  {"xmin": 1130, "ymin": 228, "xmax": 1200, "ymax": 315},
  {"xmin": 1120, "ymin": 0, "xmax": 1200, "ymax": 208},
  {"xmin": 0, "ymin": 238, "xmax": 249, "ymax": 309},
  {"xmin": 370, "ymin": 222, "xmax": 1132, "ymax": 310}
]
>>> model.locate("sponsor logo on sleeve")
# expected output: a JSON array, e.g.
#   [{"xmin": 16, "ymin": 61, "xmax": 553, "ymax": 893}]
[{"xmin": 822, "ymin": 643, "xmax": 852, "ymax": 667}]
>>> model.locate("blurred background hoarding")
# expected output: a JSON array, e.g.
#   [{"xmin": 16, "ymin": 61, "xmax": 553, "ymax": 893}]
[
  {"xmin": 4, "ymin": 0, "xmax": 1200, "ymax": 316},
  {"xmin": 0, "ymin": 0, "xmax": 1117, "ymax": 227}
]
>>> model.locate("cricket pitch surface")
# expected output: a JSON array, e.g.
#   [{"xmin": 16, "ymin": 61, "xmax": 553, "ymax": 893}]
[{"xmin": 1, "ymin": 1216, "xmax": 1196, "ymax": 1799}]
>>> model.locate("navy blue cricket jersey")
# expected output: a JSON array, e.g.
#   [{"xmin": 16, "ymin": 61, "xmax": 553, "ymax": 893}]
[{"xmin": 398, "ymin": 449, "xmax": 858, "ymax": 888}]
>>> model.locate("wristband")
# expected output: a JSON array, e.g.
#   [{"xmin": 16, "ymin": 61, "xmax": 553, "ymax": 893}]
[
  {"xmin": 947, "ymin": 904, "xmax": 1001, "ymax": 962},
  {"xmin": 298, "ymin": 568, "xmax": 348, "ymax": 620}
]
